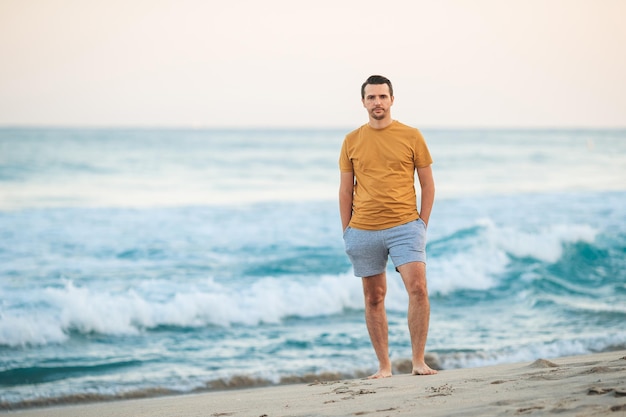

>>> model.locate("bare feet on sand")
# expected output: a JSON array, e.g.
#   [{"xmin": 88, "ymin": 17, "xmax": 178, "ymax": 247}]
[
  {"xmin": 367, "ymin": 363, "xmax": 437, "ymax": 379},
  {"xmin": 367, "ymin": 370, "xmax": 392, "ymax": 379},
  {"xmin": 412, "ymin": 362, "xmax": 438, "ymax": 375}
]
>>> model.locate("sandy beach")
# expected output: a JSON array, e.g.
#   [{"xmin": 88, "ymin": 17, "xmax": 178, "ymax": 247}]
[{"xmin": 3, "ymin": 350, "xmax": 625, "ymax": 417}]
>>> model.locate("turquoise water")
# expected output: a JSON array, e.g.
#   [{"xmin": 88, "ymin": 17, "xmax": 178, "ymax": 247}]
[{"xmin": 1, "ymin": 128, "xmax": 625, "ymax": 408}]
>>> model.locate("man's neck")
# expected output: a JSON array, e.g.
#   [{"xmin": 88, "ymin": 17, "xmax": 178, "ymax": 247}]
[{"xmin": 368, "ymin": 117, "xmax": 394, "ymax": 130}]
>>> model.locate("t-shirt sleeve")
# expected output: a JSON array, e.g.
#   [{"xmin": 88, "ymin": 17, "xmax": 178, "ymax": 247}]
[
  {"xmin": 338, "ymin": 138, "xmax": 354, "ymax": 172},
  {"xmin": 413, "ymin": 129, "xmax": 433, "ymax": 168}
]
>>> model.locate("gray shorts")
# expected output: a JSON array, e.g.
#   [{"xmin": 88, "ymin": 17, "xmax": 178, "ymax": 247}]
[{"xmin": 343, "ymin": 219, "xmax": 427, "ymax": 277}]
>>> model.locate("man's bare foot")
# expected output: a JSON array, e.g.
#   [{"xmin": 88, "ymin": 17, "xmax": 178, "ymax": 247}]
[
  {"xmin": 367, "ymin": 370, "xmax": 392, "ymax": 379},
  {"xmin": 412, "ymin": 363, "xmax": 438, "ymax": 375}
]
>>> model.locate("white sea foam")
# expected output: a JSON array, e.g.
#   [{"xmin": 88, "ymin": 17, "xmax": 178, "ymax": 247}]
[
  {"xmin": 0, "ymin": 274, "xmax": 365, "ymax": 347},
  {"xmin": 428, "ymin": 242, "xmax": 508, "ymax": 295},
  {"xmin": 439, "ymin": 332, "xmax": 626, "ymax": 369},
  {"xmin": 426, "ymin": 218, "xmax": 599, "ymax": 295},
  {"xmin": 488, "ymin": 221, "xmax": 597, "ymax": 263},
  {"xmin": 0, "ymin": 313, "xmax": 69, "ymax": 347}
]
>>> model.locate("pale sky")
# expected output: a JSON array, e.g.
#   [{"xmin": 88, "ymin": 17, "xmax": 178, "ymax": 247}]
[{"xmin": 1, "ymin": 0, "xmax": 625, "ymax": 128}]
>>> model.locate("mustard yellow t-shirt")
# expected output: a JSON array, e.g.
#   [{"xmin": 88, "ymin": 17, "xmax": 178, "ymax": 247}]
[{"xmin": 339, "ymin": 121, "xmax": 433, "ymax": 230}]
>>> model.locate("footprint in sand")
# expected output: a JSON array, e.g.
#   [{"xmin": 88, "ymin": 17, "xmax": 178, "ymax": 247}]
[
  {"xmin": 426, "ymin": 383, "xmax": 454, "ymax": 397},
  {"xmin": 588, "ymin": 386, "xmax": 626, "ymax": 397},
  {"xmin": 584, "ymin": 366, "xmax": 612, "ymax": 374},
  {"xmin": 588, "ymin": 387, "xmax": 614, "ymax": 395}
]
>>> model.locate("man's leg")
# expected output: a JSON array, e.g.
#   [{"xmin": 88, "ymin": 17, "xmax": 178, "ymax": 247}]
[
  {"xmin": 362, "ymin": 272, "xmax": 392, "ymax": 379},
  {"xmin": 396, "ymin": 261, "xmax": 438, "ymax": 375}
]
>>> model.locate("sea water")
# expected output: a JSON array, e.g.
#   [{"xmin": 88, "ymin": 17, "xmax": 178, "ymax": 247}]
[{"xmin": 1, "ymin": 128, "xmax": 625, "ymax": 408}]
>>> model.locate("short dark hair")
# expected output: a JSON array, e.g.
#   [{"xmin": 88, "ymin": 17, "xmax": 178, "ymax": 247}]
[{"xmin": 361, "ymin": 75, "xmax": 393, "ymax": 99}]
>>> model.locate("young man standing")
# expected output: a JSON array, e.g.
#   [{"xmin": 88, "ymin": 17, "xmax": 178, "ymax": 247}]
[{"xmin": 339, "ymin": 75, "xmax": 437, "ymax": 378}]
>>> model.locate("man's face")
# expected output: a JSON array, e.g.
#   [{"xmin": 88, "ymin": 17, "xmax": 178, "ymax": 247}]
[{"xmin": 362, "ymin": 83, "xmax": 394, "ymax": 121}]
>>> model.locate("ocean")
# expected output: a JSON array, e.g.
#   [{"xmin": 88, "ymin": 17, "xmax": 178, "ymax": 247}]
[{"xmin": 1, "ymin": 127, "xmax": 625, "ymax": 409}]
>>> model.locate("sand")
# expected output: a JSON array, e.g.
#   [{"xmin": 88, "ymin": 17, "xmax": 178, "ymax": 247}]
[{"xmin": 3, "ymin": 350, "xmax": 626, "ymax": 417}]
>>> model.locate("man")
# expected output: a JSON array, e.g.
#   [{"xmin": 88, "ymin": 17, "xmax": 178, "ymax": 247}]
[{"xmin": 339, "ymin": 75, "xmax": 437, "ymax": 378}]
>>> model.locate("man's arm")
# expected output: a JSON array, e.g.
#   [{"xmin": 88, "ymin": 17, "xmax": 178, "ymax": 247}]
[
  {"xmin": 416, "ymin": 165, "xmax": 435, "ymax": 227},
  {"xmin": 339, "ymin": 171, "xmax": 355, "ymax": 231}
]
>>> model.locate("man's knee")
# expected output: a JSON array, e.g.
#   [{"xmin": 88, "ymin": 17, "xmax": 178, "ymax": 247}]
[
  {"xmin": 362, "ymin": 274, "xmax": 386, "ymax": 307},
  {"xmin": 398, "ymin": 263, "xmax": 429, "ymax": 298},
  {"xmin": 364, "ymin": 289, "xmax": 386, "ymax": 307},
  {"xmin": 407, "ymin": 282, "xmax": 428, "ymax": 300}
]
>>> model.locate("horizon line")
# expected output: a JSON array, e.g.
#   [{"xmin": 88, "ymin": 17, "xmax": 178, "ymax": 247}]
[{"xmin": 1, "ymin": 124, "xmax": 625, "ymax": 131}]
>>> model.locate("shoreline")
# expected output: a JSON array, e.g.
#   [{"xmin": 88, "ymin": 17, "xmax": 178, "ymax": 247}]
[{"xmin": 3, "ymin": 350, "xmax": 625, "ymax": 417}]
